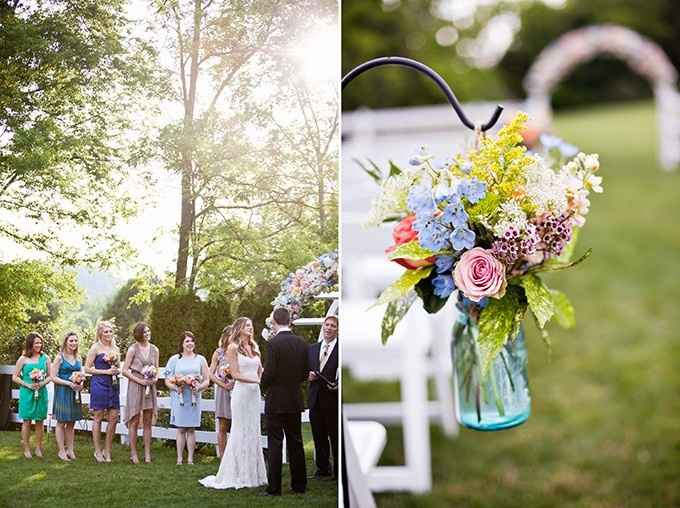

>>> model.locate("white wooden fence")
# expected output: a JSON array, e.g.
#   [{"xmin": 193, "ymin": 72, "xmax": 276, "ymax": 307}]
[{"xmin": 0, "ymin": 364, "xmax": 310, "ymax": 452}]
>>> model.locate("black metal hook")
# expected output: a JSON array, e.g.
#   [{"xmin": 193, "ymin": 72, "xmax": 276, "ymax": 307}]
[{"xmin": 342, "ymin": 56, "xmax": 503, "ymax": 132}]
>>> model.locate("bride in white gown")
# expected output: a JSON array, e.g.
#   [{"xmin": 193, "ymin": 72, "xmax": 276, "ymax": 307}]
[{"xmin": 200, "ymin": 318, "xmax": 268, "ymax": 489}]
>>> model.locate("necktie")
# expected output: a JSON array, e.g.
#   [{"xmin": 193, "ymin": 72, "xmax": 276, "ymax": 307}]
[{"xmin": 320, "ymin": 343, "xmax": 330, "ymax": 371}]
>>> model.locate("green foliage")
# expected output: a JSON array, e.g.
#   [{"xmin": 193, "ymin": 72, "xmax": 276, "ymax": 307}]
[
  {"xmin": 0, "ymin": 261, "xmax": 82, "ymax": 362},
  {"xmin": 375, "ymin": 267, "xmax": 432, "ymax": 307},
  {"xmin": 386, "ymin": 241, "xmax": 435, "ymax": 261},
  {"xmin": 518, "ymin": 273, "xmax": 555, "ymax": 329},
  {"xmin": 0, "ymin": 0, "xmax": 163, "ymax": 266},
  {"xmin": 101, "ymin": 278, "xmax": 152, "ymax": 349},
  {"xmin": 550, "ymin": 289, "xmax": 576, "ymax": 329},
  {"xmin": 342, "ymin": 0, "xmax": 506, "ymax": 110},
  {"xmin": 477, "ymin": 285, "xmax": 526, "ymax": 376},
  {"xmin": 381, "ymin": 291, "xmax": 417, "ymax": 344}
]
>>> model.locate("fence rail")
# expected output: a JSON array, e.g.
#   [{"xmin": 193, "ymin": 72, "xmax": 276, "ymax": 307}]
[{"xmin": 0, "ymin": 364, "xmax": 309, "ymax": 452}]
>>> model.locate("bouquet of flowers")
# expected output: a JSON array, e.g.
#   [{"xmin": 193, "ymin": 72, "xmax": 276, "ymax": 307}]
[
  {"xmin": 262, "ymin": 251, "xmax": 338, "ymax": 340},
  {"xmin": 29, "ymin": 368, "xmax": 45, "ymax": 400},
  {"xmin": 103, "ymin": 351, "xmax": 119, "ymax": 387},
  {"xmin": 367, "ymin": 113, "xmax": 603, "ymax": 425},
  {"xmin": 217, "ymin": 364, "xmax": 231, "ymax": 382},
  {"xmin": 69, "ymin": 372, "xmax": 85, "ymax": 403},
  {"xmin": 169, "ymin": 374, "xmax": 186, "ymax": 405},
  {"xmin": 141, "ymin": 365, "xmax": 157, "ymax": 398},
  {"xmin": 184, "ymin": 375, "xmax": 202, "ymax": 406}
]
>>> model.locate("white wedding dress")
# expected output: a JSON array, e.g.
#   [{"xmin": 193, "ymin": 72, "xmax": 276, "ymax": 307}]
[{"xmin": 199, "ymin": 353, "xmax": 268, "ymax": 489}]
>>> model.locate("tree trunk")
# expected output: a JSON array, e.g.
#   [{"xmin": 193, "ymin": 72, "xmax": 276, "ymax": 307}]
[{"xmin": 175, "ymin": 0, "xmax": 203, "ymax": 289}]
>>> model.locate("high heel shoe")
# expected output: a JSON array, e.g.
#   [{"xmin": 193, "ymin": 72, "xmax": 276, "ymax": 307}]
[
  {"xmin": 130, "ymin": 455, "xmax": 139, "ymax": 464},
  {"xmin": 34, "ymin": 448, "xmax": 43, "ymax": 458},
  {"xmin": 67, "ymin": 450, "xmax": 76, "ymax": 460},
  {"xmin": 23, "ymin": 449, "xmax": 32, "ymax": 459},
  {"xmin": 94, "ymin": 451, "xmax": 104, "ymax": 463},
  {"xmin": 58, "ymin": 451, "xmax": 71, "ymax": 461},
  {"xmin": 103, "ymin": 452, "xmax": 112, "ymax": 463}
]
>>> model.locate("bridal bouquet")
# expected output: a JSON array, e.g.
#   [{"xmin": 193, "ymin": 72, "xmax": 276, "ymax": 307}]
[
  {"xmin": 368, "ymin": 112, "xmax": 603, "ymax": 375},
  {"xmin": 141, "ymin": 365, "xmax": 157, "ymax": 397},
  {"xmin": 29, "ymin": 368, "xmax": 45, "ymax": 400},
  {"xmin": 103, "ymin": 351, "xmax": 119, "ymax": 387},
  {"xmin": 69, "ymin": 372, "xmax": 85, "ymax": 403}
]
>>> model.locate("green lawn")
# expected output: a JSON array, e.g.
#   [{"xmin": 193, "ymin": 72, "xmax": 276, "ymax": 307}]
[
  {"xmin": 343, "ymin": 101, "xmax": 680, "ymax": 507},
  {"xmin": 0, "ymin": 425, "xmax": 336, "ymax": 508}
]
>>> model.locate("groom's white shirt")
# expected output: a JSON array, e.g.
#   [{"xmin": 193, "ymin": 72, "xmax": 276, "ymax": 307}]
[{"xmin": 274, "ymin": 326, "xmax": 291, "ymax": 335}]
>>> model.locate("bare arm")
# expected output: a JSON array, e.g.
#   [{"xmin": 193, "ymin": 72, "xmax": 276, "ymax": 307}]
[
  {"xmin": 208, "ymin": 350, "xmax": 226, "ymax": 388},
  {"xmin": 164, "ymin": 355, "xmax": 179, "ymax": 392},
  {"xmin": 84, "ymin": 346, "xmax": 114, "ymax": 376},
  {"xmin": 199, "ymin": 357, "xmax": 211, "ymax": 390},
  {"xmin": 12, "ymin": 357, "xmax": 32, "ymax": 389},
  {"xmin": 51, "ymin": 354, "xmax": 71, "ymax": 388}
]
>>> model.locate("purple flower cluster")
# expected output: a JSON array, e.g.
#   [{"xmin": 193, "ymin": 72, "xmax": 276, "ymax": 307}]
[
  {"xmin": 490, "ymin": 225, "xmax": 540, "ymax": 265},
  {"xmin": 536, "ymin": 213, "xmax": 573, "ymax": 256}
]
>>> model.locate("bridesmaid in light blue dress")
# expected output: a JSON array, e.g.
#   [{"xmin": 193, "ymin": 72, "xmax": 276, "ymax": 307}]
[{"xmin": 164, "ymin": 331, "xmax": 210, "ymax": 465}]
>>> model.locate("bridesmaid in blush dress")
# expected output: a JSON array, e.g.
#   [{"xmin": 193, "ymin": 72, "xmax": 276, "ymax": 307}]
[
  {"xmin": 85, "ymin": 321, "xmax": 120, "ymax": 463},
  {"xmin": 122, "ymin": 322, "xmax": 159, "ymax": 464}
]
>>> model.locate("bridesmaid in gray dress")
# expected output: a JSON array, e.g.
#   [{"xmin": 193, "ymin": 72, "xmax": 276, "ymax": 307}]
[
  {"xmin": 209, "ymin": 325, "xmax": 235, "ymax": 458},
  {"xmin": 122, "ymin": 322, "xmax": 159, "ymax": 464}
]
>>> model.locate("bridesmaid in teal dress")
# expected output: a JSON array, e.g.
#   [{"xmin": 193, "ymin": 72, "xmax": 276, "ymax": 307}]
[
  {"xmin": 164, "ymin": 331, "xmax": 210, "ymax": 465},
  {"xmin": 12, "ymin": 332, "xmax": 51, "ymax": 459},
  {"xmin": 52, "ymin": 331, "xmax": 84, "ymax": 461}
]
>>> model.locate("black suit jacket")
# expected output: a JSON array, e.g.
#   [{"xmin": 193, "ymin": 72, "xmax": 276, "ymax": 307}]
[
  {"xmin": 307, "ymin": 340, "xmax": 338, "ymax": 410},
  {"xmin": 261, "ymin": 330, "xmax": 310, "ymax": 415}
]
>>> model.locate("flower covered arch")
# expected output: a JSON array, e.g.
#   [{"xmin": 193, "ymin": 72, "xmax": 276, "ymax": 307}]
[{"xmin": 262, "ymin": 251, "xmax": 338, "ymax": 340}]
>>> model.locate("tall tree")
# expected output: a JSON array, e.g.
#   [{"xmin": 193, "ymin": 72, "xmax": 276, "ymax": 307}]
[
  {"xmin": 152, "ymin": 0, "xmax": 335, "ymax": 288},
  {"xmin": 0, "ymin": 0, "xmax": 162, "ymax": 266}
]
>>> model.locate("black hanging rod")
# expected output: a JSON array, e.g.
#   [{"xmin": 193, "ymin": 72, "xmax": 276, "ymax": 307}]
[{"xmin": 341, "ymin": 56, "xmax": 503, "ymax": 132}]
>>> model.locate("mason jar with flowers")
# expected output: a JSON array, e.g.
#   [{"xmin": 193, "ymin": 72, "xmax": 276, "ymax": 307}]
[{"xmin": 366, "ymin": 113, "xmax": 603, "ymax": 430}]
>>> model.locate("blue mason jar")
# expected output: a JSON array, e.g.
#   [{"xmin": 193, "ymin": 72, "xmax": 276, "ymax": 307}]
[{"xmin": 452, "ymin": 300, "xmax": 531, "ymax": 431}]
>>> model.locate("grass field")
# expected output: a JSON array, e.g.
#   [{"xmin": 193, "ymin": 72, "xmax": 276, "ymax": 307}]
[
  {"xmin": 343, "ymin": 101, "xmax": 680, "ymax": 507},
  {"xmin": 0, "ymin": 425, "xmax": 337, "ymax": 508}
]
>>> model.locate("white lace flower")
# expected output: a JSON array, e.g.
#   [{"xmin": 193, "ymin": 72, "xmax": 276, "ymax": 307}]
[
  {"xmin": 524, "ymin": 155, "xmax": 568, "ymax": 215},
  {"xmin": 492, "ymin": 200, "xmax": 528, "ymax": 236}
]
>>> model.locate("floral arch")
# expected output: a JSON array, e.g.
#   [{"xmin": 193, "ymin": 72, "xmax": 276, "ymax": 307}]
[
  {"xmin": 524, "ymin": 24, "xmax": 680, "ymax": 170},
  {"xmin": 262, "ymin": 251, "xmax": 338, "ymax": 340}
]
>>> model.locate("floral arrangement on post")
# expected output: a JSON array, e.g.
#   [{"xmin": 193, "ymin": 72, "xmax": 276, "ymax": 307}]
[
  {"xmin": 262, "ymin": 251, "xmax": 339, "ymax": 340},
  {"xmin": 366, "ymin": 113, "xmax": 603, "ymax": 429}
]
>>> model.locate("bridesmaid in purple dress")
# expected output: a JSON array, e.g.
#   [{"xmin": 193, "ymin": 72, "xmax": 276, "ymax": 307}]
[{"xmin": 85, "ymin": 321, "xmax": 120, "ymax": 463}]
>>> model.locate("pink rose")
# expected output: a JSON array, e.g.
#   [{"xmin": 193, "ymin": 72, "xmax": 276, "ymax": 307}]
[
  {"xmin": 453, "ymin": 247, "xmax": 507, "ymax": 302},
  {"xmin": 385, "ymin": 215, "xmax": 435, "ymax": 269}
]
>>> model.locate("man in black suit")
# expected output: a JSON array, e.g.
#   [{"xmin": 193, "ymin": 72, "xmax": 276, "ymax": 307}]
[
  {"xmin": 308, "ymin": 315, "xmax": 339, "ymax": 479},
  {"xmin": 261, "ymin": 307, "xmax": 309, "ymax": 496}
]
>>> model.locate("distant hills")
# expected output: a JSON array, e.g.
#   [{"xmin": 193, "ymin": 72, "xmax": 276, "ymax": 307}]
[{"xmin": 75, "ymin": 267, "xmax": 123, "ymax": 301}]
